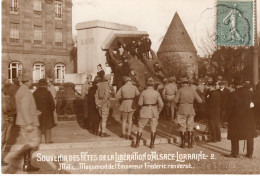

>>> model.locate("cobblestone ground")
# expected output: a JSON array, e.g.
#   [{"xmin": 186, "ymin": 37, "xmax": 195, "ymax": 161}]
[{"xmin": 2, "ymin": 137, "xmax": 260, "ymax": 174}]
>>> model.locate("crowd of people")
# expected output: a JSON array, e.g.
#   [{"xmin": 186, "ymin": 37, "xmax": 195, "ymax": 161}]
[
  {"xmin": 105, "ymin": 36, "xmax": 152, "ymax": 90},
  {"xmin": 80, "ymin": 70, "xmax": 260, "ymax": 156},
  {"xmin": 2, "ymin": 66, "xmax": 260, "ymax": 173},
  {"xmin": 2, "ymin": 75, "xmax": 58, "ymax": 172}
]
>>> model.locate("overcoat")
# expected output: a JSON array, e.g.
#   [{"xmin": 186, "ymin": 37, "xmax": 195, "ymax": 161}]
[
  {"xmin": 206, "ymin": 90, "xmax": 221, "ymax": 118},
  {"xmin": 227, "ymin": 87, "xmax": 257, "ymax": 140},
  {"xmin": 15, "ymin": 85, "xmax": 40, "ymax": 126},
  {"xmin": 87, "ymin": 85, "xmax": 101, "ymax": 121},
  {"xmin": 33, "ymin": 87, "xmax": 55, "ymax": 130}
]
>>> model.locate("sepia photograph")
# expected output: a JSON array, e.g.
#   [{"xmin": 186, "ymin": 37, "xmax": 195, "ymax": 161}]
[{"xmin": 1, "ymin": 0, "xmax": 260, "ymax": 174}]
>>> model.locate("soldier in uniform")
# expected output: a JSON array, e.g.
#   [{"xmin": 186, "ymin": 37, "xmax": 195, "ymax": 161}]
[
  {"xmin": 5, "ymin": 72, "xmax": 41, "ymax": 173},
  {"xmin": 134, "ymin": 77, "xmax": 164, "ymax": 149},
  {"xmin": 95, "ymin": 75, "xmax": 111, "ymax": 137},
  {"xmin": 115, "ymin": 77, "xmax": 140, "ymax": 140},
  {"xmin": 174, "ymin": 77, "xmax": 202, "ymax": 148},
  {"xmin": 162, "ymin": 76, "xmax": 178, "ymax": 121}
]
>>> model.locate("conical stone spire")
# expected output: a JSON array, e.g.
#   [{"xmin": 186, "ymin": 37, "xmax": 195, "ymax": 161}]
[{"xmin": 158, "ymin": 12, "xmax": 197, "ymax": 53}]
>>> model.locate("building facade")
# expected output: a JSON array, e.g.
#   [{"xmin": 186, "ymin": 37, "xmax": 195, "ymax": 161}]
[{"xmin": 2, "ymin": 0, "xmax": 73, "ymax": 83}]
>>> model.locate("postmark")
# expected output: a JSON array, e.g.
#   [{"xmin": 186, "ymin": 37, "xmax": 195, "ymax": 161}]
[{"xmin": 216, "ymin": 0, "xmax": 255, "ymax": 46}]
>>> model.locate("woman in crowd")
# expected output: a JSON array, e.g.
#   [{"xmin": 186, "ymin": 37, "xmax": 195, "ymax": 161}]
[
  {"xmin": 97, "ymin": 64, "xmax": 105, "ymax": 80},
  {"xmin": 33, "ymin": 79, "xmax": 55, "ymax": 144}
]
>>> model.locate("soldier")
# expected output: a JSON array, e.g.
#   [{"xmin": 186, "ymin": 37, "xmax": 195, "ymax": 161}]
[
  {"xmin": 174, "ymin": 77, "xmax": 202, "ymax": 148},
  {"xmin": 226, "ymin": 77, "xmax": 257, "ymax": 158},
  {"xmin": 95, "ymin": 75, "xmax": 111, "ymax": 137},
  {"xmin": 115, "ymin": 77, "xmax": 140, "ymax": 140},
  {"xmin": 134, "ymin": 77, "xmax": 164, "ymax": 149},
  {"xmin": 5, "ymin": 72, "xmax": 41, "ymax": 173},
  {"xmin": 162, "ymin": 76, "xmax": 178, "ymax": 121},
  {"xmin": 206, "ymin": 82, "xmax": 221, "ymax": 142}
]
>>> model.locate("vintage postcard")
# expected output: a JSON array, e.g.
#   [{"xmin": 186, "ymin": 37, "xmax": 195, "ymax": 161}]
[{"xmin": 1, "ymin": 0, "xmax": 260, "ymax": 175}]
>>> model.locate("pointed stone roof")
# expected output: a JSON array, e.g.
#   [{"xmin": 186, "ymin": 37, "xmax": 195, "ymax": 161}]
[{"xmin": 158, "ymin": 12, "xmax": 197, "ymax": 53}]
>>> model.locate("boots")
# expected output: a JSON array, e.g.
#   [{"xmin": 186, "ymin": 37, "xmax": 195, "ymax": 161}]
[
  {"xmin": 23, "ymin": 150, "xmax": 40, "ymax": 172},
  {"xmin": 134, "ymin": 132, "xmax": 142, "ymax": 148},
  {"xmin": 150, "ymin": 132, "xmax": 156, "ymax": 149},
  {"xmin": 180, "ymin": 132, "xmax": 186, "ymax": 148},
  {"xmin": 188, "ymin": 131, "xmax": 193, "ymax": 148}
]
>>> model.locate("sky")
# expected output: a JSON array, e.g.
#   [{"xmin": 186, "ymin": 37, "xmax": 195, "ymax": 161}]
[{"xmin": 72, "ymin": 0, "xmax": 260, "ymax": 56}]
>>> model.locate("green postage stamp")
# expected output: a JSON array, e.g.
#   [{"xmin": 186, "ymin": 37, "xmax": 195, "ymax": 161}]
[{"xmin": 216, "ymin": 0, "xmax": 255, "ymax": 46}]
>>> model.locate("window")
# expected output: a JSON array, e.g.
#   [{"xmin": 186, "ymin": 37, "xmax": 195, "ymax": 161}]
[
  {"xmin": 33, "ymin": 63, "xmax": 45, "ymax": 83},
  {"xmin": 54, "ymin": 63, "xmax": 65, "ymax": 83},
  {"xmin": 34, "ymin": 0, "xmax": 42, "ymax": 14},
  {"xmin": 55, "ymin": 28, "xmax": 62, "ymax": 45},
  {"xmin": 10, "ymin": 23, "xmax": 19, "ymax": 42},
  {"xmin": 34, "ymin": 26, "xmax": 42, "ymax": 44},
  {"xmin": 8, "ymin": 61, "xmax": 22, "ymax": 82},
  {"xmin": 55, "ymin": 1, "xmax": 62, "ymax": 19},
  {"xmin": 10, "ymin": 0, "xmax": 19, "ymax": 14}
]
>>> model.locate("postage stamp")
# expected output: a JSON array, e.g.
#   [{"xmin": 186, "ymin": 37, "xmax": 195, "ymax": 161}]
[{"xmin": 216, "ymin": 0, "xmax": 255, "ymax": 46}]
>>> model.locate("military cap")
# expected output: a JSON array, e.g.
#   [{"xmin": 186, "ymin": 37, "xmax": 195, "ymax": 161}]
[
  {"xmin": 162, "ymin": 78, "xmax": 168, "ymax": 83},
  {"xmin": 169, "ymin": 76, "xmax": 176, "ymax": 82},
  {"xmin": 180, "ymin": 77, "xmax": 189, "ymax": 84},
  {"xmin": 124, "ymin": 77, "xmax": 132, "ymax": 82},
  {"xmin": 147, "ymin": 77, "xmax": 154, "ymax": 86}
]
